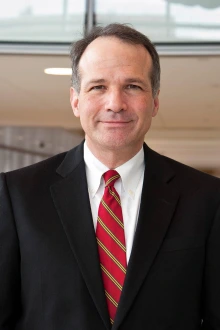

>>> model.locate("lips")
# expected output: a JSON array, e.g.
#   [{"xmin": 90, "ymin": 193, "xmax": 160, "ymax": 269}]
[
  {"xmin": 100, "ymin": 121, "xmax": 132, "ymax": 128},
  {"xmin": 102, "ymin": 121, "xmax": 130, "ymax": 124}
]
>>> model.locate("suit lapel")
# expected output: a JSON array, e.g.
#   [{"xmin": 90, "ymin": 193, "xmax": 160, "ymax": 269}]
[
  {"xmin": 113, "ymin": 145, "xmax": 180, "ymax": 329},
  {"xmin": 50, "ymin": 143, "xmax": 111, "ymax": 330},
  {"xmin": 50, "ymin": 142, "xmax": 180, "ymax": 330}
]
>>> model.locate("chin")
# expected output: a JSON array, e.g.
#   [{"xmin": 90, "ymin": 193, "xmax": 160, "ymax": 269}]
[{"xmin": 98, "ymin": 136, "xmax": 133, "ymax": 150}]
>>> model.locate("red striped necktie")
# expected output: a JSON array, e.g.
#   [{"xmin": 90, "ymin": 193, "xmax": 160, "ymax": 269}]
[{"xmin": 96, "ymin": 170, "xmax": 127, "ymax": 325}]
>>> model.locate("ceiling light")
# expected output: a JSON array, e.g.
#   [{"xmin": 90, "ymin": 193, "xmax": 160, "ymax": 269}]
[{"xmin": 44, "ymin": 68, "xmax": 72, "ymax": 75}]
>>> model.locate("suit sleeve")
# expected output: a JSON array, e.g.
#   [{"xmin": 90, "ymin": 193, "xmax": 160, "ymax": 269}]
[
  {"xmin": 202, "ymin": 200, "xmax": 220, "ymax": 329},
  {"xmin": 0, "ymin": 173, "xmax": 21, "ymax": 329}
]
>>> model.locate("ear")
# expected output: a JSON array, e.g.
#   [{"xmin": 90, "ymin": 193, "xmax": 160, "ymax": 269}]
[
  {"xmin": 152, "ymin": 90, "xmax": 160, "ymax": 117},
  {"xmin": 70, "ymin": 87, "xmax": 80, "ymax": 117}
]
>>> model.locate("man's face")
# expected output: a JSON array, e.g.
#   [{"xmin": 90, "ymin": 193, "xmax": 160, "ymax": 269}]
[{"xmin": 70, "ymin": 36, "xmax": 159, "ymax": 157}]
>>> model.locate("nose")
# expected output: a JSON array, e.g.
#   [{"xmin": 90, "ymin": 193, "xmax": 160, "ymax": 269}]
[{"xmin": 105, "ymin": 89, "xmax": 127, "ymax": 113}]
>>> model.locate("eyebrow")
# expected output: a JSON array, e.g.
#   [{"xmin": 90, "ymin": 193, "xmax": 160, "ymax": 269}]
[
  {"xmin": 124, "ymin": 78, "xmax": 147, "ymax": 86},
  {"xmin": 84, "ymin": 79, "xmax": 106, "ymax": 88}
]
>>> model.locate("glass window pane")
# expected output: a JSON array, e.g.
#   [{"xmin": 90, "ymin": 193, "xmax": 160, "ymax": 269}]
[
  {"xmin": 0, "ymin": 0, "xmax": 85, "ymax": 42},
  {"xmin": 95, "ymin": 0, "xmax": 220, "ymax": 43}
]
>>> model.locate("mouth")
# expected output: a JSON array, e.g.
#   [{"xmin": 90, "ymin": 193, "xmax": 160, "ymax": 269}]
[{"xmin": 101, "ymin": 121, "xmax": 132, "ymax": 127}]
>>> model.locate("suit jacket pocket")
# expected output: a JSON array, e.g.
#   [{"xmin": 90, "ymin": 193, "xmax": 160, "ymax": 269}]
[{"xmin": 160, "ymin": 235, "xmax": 206, "ymax": 252}]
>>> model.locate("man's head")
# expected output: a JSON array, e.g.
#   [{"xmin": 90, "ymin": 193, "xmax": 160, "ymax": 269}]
[
  {"xmin": 70, "ymin": 24, "xmax": 160, "ymax": 165},
  {"xmin": 70, "ymin": 23, "xmax": 160, "ymax": 98}
]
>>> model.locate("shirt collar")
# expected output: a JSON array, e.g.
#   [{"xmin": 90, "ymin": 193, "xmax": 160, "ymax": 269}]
[
  {"xmin": 116, "ymin": 148, "xmax": 144, "ymax": 199},
  {"xmin": 84, "ymin": 141, "xmax": 145, "ymax": 199},
  {"xmin": 84, "ymin": 141, "xmax": 108, "ymax": 197}
]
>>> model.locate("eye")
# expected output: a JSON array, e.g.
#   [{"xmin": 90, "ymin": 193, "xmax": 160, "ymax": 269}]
[
  {"xmin": 126, "ymin": 84, "xmax": 142, "ymax": 90},
  {"xmin": 90, "ymin": 85, "xmax": 105, "ymax": 91}
]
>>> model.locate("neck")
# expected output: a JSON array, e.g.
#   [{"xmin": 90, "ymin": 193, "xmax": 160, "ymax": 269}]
[{"xmin": 86, "ymin": 140, "xmax": 143, "ymax": 169}]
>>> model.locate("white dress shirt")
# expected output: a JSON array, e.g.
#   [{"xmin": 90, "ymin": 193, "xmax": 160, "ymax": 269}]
[{"xmin": 84, "ymin": 141, "xmax": 145, "ymax": 263}]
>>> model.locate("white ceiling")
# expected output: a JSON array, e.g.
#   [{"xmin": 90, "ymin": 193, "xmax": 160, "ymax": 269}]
[{"xmin": 0, "ymin": 52, "xmax": 220, "ymax": 174}]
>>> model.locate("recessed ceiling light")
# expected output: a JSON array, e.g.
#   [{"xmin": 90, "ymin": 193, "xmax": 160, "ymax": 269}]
[{"xmin": 44, "ymin": 68, "xmax": 72, "ymax": 75}]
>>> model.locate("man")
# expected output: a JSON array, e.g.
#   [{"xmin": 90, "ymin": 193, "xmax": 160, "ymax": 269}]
[{"xmin": 0, "ymin": 24, "xmax": 220, "ymax": 330}]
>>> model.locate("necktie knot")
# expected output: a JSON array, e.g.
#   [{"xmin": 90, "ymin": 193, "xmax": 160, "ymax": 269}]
[{"xmin": 103, "ymin": 170, "xmax": 120, "ymax": 188}]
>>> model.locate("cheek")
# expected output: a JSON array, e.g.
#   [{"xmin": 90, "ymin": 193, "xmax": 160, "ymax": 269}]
[
  {"xmin": 78, "ymin": 103, "xmax": 98, "ymax": 129},
  {"xmin": 81, "ymin": 95, "xmax": 102, "ymax": 113},
  {"xmin": 83, "ymin": 92, "xmax": 103, "ymax": 103},
  {"xmin": 134, "ymin": 106, "xmax": 155, "ymax": 129},
  {"xmin": 134, "ymin": 101, "xmax": 153, "ymax": 117}
]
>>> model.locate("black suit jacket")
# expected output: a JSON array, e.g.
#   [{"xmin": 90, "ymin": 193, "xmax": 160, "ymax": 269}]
[{"xmin": 0, "ymin": 142, "xmax": 220, "ymax": 330}]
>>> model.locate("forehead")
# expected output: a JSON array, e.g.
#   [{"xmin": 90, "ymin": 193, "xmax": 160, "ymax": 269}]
[{"xmin": 78, "ymin": 36, "xmax": 152, "ymax": 79}]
